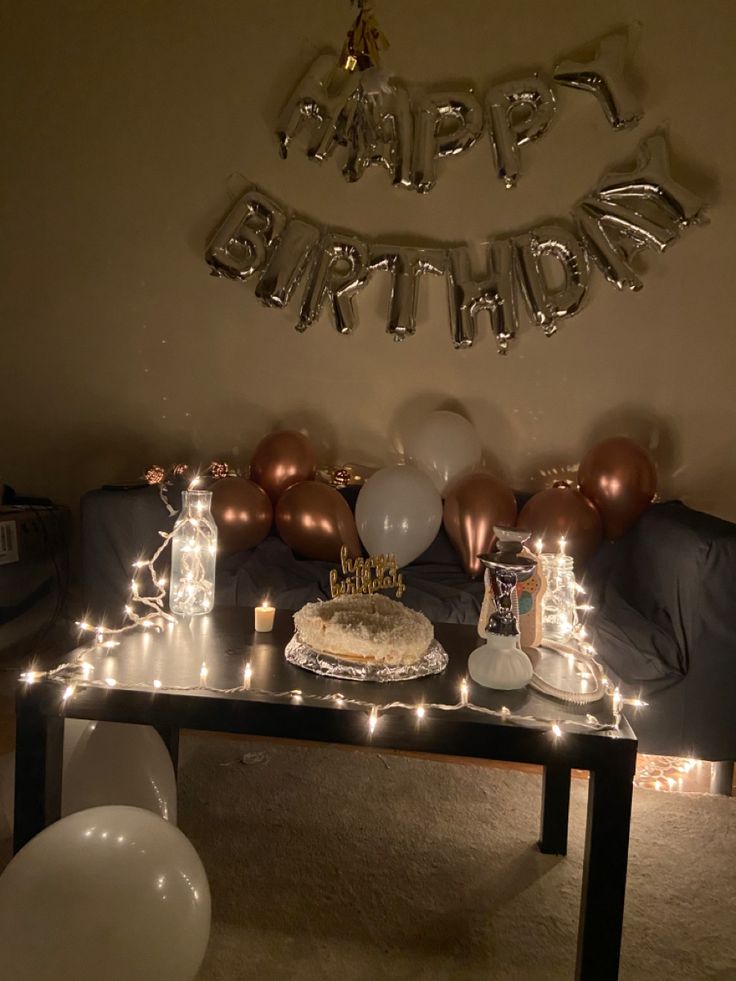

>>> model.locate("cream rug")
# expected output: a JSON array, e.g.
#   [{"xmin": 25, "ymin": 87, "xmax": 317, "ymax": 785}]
[{"xmin": 179, "ymin": 736, "xmax": 736, "ymax": 981}]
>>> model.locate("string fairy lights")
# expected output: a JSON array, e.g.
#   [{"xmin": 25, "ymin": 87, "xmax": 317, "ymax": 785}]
[
  {"xmin": 33, "ymin": 643, "xmax": 631, "ymax": 746},
  {"xmin": 29, "ymin": 605, "xmax": 645, "ymax": 747},
  {"xmin": 74, "ymin": 473, "xmax": 208, "ymax": 647},
  {"xmin": 23, "ymin": 482, "xmax": 647, "ymax": 751}
]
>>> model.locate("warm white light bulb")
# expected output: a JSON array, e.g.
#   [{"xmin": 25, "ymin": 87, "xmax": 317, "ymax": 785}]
[
  {"xmin": 153, "ymin": 679, "xmax": 163, "ymax": 689},
  {"xmin": 552, "ymin": 723, "xmax": 562, "ymax": 738},
  {"xmin": 416, "ymin": 705, "xmax": 425, "ymax": 719},
  {"xmin": 369, "ymin": 706, "xmax": 379, "ymax": 733}
]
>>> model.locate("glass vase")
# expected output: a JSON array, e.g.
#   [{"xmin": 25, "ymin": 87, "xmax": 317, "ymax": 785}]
[
  {"xmin": 539, "ymin": 553, "xmax": 577, "ymax": 642},
  {"xmin": 169, "ymin": 490, "xmax": 217, "ymax": 616}
]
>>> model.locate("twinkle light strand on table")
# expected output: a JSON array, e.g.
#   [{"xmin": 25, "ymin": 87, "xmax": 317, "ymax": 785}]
[
  {"xmin": 20, "ymin": 518, "xmax": 646, "ymax": 745},
  {"xmin": 22, "ymin": 646, "xmax": 645, "ymax": 741}
]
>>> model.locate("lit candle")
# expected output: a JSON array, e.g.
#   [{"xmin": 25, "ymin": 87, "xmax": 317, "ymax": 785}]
[{"xmin": 254, "ymin": 600, "xmax": 275, "ymax": 632}]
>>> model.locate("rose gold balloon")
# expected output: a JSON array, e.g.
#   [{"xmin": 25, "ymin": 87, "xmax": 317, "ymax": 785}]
[
  {"xmin": 578, "ymin": 437, "xmax": 657, "ymax": 540},
  {"xmin": 210, "ymin": 477, "xmax": 273, "ymax": 555},
  {"xmin": 517, "ymin": 482, "xmax": 602, "ymax": 565},
  {"xmin": 443, "ymin": 472, "xmax": 517, "ymax": 578},
  {"xmin": 275, "ymin": 481, "xmax": 361, "ymax": 562},
  {"xmin": 250, "ymin": 431, "xmax": 316, "ymax": 504}
]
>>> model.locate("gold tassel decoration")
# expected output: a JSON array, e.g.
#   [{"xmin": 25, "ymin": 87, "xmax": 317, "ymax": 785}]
[{"xmin": 339, "ymin": 0, "xmax": 389, "ymax": 72}]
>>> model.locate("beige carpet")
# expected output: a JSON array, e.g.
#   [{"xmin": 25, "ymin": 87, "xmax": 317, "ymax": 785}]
[{"xmin": 178, "ymin": 736, "xmax": 736, "ymax": 981}]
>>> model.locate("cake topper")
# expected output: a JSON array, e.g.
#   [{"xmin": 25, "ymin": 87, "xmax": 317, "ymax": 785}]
[{"xmin": 330, "ymin": 545, "xmax": 406, "ymax": 598}]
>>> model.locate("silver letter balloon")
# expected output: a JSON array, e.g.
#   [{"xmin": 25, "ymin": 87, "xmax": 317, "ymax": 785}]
[{"xmin": 205, "ymin": 133, "xmax": 707, "ymax": 351}]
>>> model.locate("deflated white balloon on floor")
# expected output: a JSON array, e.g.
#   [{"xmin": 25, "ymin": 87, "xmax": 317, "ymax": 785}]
[
  {"xmin": 63, "ymin": 721, "xmax": 177, "ymax": 823},
  {"xmin": 0, "ymin": 805, "xmax": 210, "ymax": 981}
]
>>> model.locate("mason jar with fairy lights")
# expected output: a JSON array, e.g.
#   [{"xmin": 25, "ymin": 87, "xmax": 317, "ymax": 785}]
[
  {"xmin": 169, "ymin": 490, "xmax": 217, "ymax": 616},
  {"xmin": 538, "ymin": 539, "xmax": 578, "ymax": 642}
]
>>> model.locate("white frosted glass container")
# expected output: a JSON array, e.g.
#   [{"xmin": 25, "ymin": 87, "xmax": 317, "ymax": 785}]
[
  {"xmin": 169, "ymin": 491, "xmax": 217, "ymax": 616},
  {"xmin": 539, "ymin": 553, "xmax": 577, "ymax": 642}
]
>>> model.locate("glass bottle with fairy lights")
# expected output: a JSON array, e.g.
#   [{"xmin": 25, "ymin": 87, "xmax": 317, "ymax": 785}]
[
  {"xmin": 169, "ymin": 490, "xmax": 217, "ymax": 616},
  {"xmin": 539, "ymin": 549, "xmax": 577, "ymax": 641}
]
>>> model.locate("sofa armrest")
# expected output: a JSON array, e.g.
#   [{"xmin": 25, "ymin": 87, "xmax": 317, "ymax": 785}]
[
  {"xmin": 81, "ymin": 485, "xmax": 178, "ymax": 623},
  {"xmin": 587, "ymin": 501, "xmax": 736, "ymax": 758},
  {"xmin": 589, "ymin": 501, "xmax": 736, "ymax": 682}
]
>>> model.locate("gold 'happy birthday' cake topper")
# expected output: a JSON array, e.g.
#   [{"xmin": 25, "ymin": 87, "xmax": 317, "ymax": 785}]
[{"xmin": 330, "ymin": 545, "xmax": 406, "ymax": 599}]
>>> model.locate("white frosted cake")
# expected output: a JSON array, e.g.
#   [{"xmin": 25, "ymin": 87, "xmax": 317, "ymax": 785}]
[{"xmin": 294, "ymin": 593, "xmax": 434, "ymax": 666}]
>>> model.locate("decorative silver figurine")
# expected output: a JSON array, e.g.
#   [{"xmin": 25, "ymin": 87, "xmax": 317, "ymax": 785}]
[{"xmin": 468, "ymin": 526, "xmax": 536, "ymax": 690}]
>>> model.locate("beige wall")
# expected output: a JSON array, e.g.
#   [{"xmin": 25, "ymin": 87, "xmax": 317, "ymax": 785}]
[{"xmin": 2, "ymin": 0, "xmax": 735, "ymax": 520}]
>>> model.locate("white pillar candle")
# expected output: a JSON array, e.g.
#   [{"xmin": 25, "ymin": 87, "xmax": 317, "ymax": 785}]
[{"xmin": 254, "ymin": 602, "xmax": 275, "ymax": 632}]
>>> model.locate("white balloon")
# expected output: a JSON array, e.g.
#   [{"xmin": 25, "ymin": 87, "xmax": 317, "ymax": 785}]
[
  {"xmin": 405, "ymin": 410, "xmax": 482, "ymax": 495},
  {"xmin": 63, "ymin": 721, "xmax": 177, "ymax": 824},
  {"xmin": 356, "ymin": 464, "xmax": 442, "ymax": 568},
  {"xmin": 0, "ymin": 805, "xmax": 210, "ymax": 981},
  {"xmin": 0, "ymin": 721, "xmax": 99, "ymax": 839}
]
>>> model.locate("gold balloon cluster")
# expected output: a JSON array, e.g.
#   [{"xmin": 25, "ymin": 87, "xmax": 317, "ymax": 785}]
[
  {"xmin": 142, "ymin": 430, "xmax": 657, "ymax": 573},
  {"xmin": 142, "ymin": 431, "xmax": 364, "ymax": 562}
]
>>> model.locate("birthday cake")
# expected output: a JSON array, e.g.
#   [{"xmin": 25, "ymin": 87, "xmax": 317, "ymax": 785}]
[{"xmin": 293, "ymin": 593, "xmax": 434, "ymax": 666}]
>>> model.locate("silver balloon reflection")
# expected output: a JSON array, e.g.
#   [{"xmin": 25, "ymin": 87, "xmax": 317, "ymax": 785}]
[
  {"xmin": 573, "ymin": 206, "xmax": 644, "ymax": 291},
  {"xmin": 205, "ymin": 189, "xmax": 285, "ymax": 281},
  {"xmin": 573, "ymin": 193, "xmax": 678, "ymax": 291},
  {"xmin": 276, "ymin": 53, "xmax": 361, "ymax": 161},
  {"xmin": 515, "ymin": 225, "xmax": 590, "ymax": 335},
  {"xmin": 297, "ymin": 234, "xmax": 370, "ymax": 333},
  {"xmin": 343, "ymin": 83, "xmax": 414, "ymax": 187},
  {"xmin": 554, "ymin": 33, "xmax": 642, "ymax": 130},
  {"xmin": 581, "ymin": 196, "xmax": 677, "ymax": 251},
  {"xmin": 486, "ymin": 76, "xmax": 556, "ymax": 189},
  {"xmin": 595, "ymin": 133, "xmax": 708, "ymax": 228},
  {"xmin": 369, "ymin": 246, "xmax": 445, "ymax": 339},
  {"xmin": 412, "ymin": 91, "xmax": 483, "ymax": 193},
  {"xmin": 255, "ymin": 218, "xmax": 320, "ymax": 307},
  {"xmin": 447, "ymin": 240, "xmax": 518, "ymax": 352}
]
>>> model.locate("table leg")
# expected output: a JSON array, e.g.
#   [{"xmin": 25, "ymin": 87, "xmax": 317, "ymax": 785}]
[
  {"xmin": 155, "ymin": 724, "xmax": 180, "ymax": 776},
  {"xmin": 13, "ymin": 699, "xmax": 64, "ymax": 854},
  {"xmin": 575, "ymin": 758, "xmax": 636, "ymax": 981},
  {"xmin": 539, "ymin": 763, "xmax": 571, "ymax": 855}
]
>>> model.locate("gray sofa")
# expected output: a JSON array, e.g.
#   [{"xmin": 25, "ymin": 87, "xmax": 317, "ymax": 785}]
[{"xmin": 81, "ymin": 484, "xmax": 736, "ymax": 770}]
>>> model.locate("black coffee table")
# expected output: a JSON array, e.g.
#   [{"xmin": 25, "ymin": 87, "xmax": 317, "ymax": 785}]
[{"xmin": 14, "ymin": 608, "xmax": 637, "ymax": 981}]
